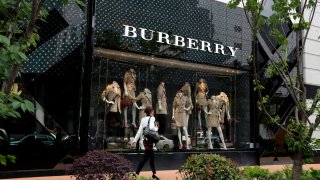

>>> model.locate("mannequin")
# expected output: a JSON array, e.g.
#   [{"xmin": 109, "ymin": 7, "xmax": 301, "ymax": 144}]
[
  {"xmin": 135, "ymin": 88, "xmax": 153, "ymax": 121},
  {"xmin": 180, "ymin": 82, "xmax": 193, "ymax": 125},
  {"xmin": 216, "ymin": 92, "xmax": 231, "ymax": 141},
  {"xmin": 194, "ymin": 78, "xmax": 209, "ymax": 130},
  {"xmin": 156, "ymin": 82, "xmax": 167, "ymax": 135},
  {"xmin": 101, "ymin": 81, "xmax": 121, "ymax": 113},
  {"xmin": 172, "ymin": 91, "xmax": 191, "ymax": 150},
  {"xmin": 135, "ymin": 88, "xmax": 153, "ymax": 150},
  {"xmin": 205, "ymin": 95, "xmax": 227, "ymax": 150},
  {"xmin": 123, "ymin": 68, "xmax": 137, "ymax": 127},
  {"xmin": 101, "ymin": 81, "xmax": 121, "ymax": 136}
]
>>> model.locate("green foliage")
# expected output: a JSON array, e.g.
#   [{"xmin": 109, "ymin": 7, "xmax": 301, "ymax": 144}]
[
  {"xmin": 0, "ymin": 0, "xmax": 83, "ymax": 168},
  {"xmin": 269, "ymin": 28, "xmax": 288, "ymax": 46},
  {"xmin": 227, "ymin": 0, "xmax": 318, "ymax": 178},
  {"xmin": 179, "ymin": 154, "xmax": 242, "ymax": 180},
  {"xmin": 286, "ymin": 118, "xmax": 313, "ymax": 161},
  {"xmin": 0, "ymin": 154, "xmax": 16, "ymax": 166},
  {"xmin": 243, "ymin": 166, "xmax": 270, "ymax": 180},
  {"xmin": 266, "ymin": 59, "xmax": 289, "ymax": 77},
  {"xmin": 74, "ymin": 0, "xmax": 85, "ymax": 6},
  {"xmin": 312, "ymin": 138, "xmax": 320, "ymax": 148},
  {"xmin": 247, "ymin": 55, "xmax": 254, "ymax": 64},
  {"xmin": 242, "ymin": 166, "xmax": 320, "ymax": 180},
  {"xmin": 0, "ymin": 91, "xmax": 35, "ymax": 118},
  {"xmin": 228, "ymin": 0, "xmax": 266, "ymax": 32},
  {"xmin": 0, "ymin": 0, "xmax": 55, "ymax": 120},
  {"xmin": 124, "ymin": 173, "xmax": 163, "ymax": 180},
  {"xmin": 293, "ymin": 19, "xmax": 310, "ymax": 31},
  {"xmin": 269, "ymin": 167, "xmax": 320, "ymax": 180},
  {"xmin": 258, "ymin": 95, "xmax": 269, "ymax": 110},
  {"xmin": 302, "ymin": 169, "xmax": 320, "ymax": 180},
  {"xmin": 269, "ymin": 166, "xmax": 293, "ymax": 180},
  {"xmin": 227, "ymin": 0, "xmax": 241, "ymax": 9},
  {"xmin": 253, "ymin": 79, "xmax": 265, "ymax": 92}
]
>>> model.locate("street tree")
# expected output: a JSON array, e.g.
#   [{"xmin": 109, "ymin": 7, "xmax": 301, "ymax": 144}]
[
  {"xmin": 228, "ymin": 0, "xmax": 319, "ymax": 179},
  {"xmin": 0, "ymin": 0, "xmax": 83, "ymax": 166}
]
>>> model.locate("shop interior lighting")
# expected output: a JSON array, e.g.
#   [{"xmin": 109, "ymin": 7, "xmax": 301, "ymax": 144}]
[{"xmin": 94, "ymin": 48, "xmax": 248, "ymax": 75}]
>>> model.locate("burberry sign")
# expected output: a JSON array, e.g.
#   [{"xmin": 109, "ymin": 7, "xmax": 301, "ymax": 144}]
[{"xmin": 122, "ymin": 24, "xmax": 238, "ymax": 57}]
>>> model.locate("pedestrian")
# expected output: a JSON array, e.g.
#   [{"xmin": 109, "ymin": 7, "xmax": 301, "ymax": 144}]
[{"xmin": 131, "ymin": 106, "xmax": 160, "ymax": 180}]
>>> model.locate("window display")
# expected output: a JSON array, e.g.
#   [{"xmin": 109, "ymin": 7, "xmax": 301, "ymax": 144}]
[
  {"xmin": 89, "ymin": 54, "xmax": 250, "ymax": 152},
  {"xmin": 90, "ymin": 0, "xmax": 253, "ymax": 152},
  {"xmin": 172, "ymin": 91, "xmax": 192, "ymax": 150},
  {"xmin": 206, "ymin": 96, "xmax": 227, "ymax": 150},
  {"xmin": 195, "ymin": 78, "xmax": 209, "ymax": 130},
  {"xmin": 217, "ymin": 92, "xmax": 232, "ymax": 142},
  {"xmin": 156, "ymin": 82, "xmax": 167, "ymax": 135},
  {"xmin": 123, "ymin": 68, "xmax": 137, "ymax": 128},
  {"xmin": 180, "ymin": 82, "xmax": 193, "ymax": 130}
]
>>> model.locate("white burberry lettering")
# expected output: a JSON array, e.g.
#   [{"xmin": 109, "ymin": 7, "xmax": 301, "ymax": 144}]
[{"xmin": 122, "ymin": 24, "xmax": 238, "ymax": 57}]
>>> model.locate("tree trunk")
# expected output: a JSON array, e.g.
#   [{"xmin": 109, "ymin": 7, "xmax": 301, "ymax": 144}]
[
  {"xmin": 292, "ymin": 151, "xmax": 303, "ymax": 180},
  {"xmin": 1, "ymin": 0, "xmax": 42, "ymax": 95},
  {"xmin": 1, "ymin": 64, "xmax": 20, "ymax": 94}
]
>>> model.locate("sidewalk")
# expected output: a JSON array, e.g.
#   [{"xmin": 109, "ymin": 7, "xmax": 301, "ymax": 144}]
[
  {"xmin": 1, "ymin": 170, "xmax": 180, "ymax": 180},
  {"xmin": 4, "ymin": 164, "xmax": 320, "ymax": 180}
]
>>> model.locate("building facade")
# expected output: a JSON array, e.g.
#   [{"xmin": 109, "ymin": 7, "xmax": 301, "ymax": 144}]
[{"xmin": 0, "ymin": 0, "xmax": 259, "ymax": 175}]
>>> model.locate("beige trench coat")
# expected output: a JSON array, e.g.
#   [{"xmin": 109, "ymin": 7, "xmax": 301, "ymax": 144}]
[
  {"xmin": 101, "ymin": 83, "xmax": 121, "ymax": 113},
  {"xmin": 156, "ymin": 83, "xmax": 167, "ymax": 114}
]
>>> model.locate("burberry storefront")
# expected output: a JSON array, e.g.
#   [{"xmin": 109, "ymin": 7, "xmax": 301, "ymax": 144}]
[
  {"xmin": 0, "ymin": 0, "xmax": 258, "ymax": 175},
  {"xmin": 89, "ymin": 0, "xmax": 257, "ymax": 168}
]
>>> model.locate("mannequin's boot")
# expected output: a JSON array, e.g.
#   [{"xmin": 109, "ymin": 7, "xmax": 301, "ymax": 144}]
[{"xmin": 208, "ymin": 142, "xmax": 213, "ymax": 149}]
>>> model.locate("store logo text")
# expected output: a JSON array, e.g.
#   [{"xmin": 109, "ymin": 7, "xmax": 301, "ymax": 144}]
[{"xmin": 122, "ymin": 24, "xmax": 238, "ymax": 57}]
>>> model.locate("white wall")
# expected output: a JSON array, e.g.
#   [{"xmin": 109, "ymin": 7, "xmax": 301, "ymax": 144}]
[
  {"xmin": 304, "ymin": 6, "xmax": 320, "ymax": 138},
  {"xmin": 304, "ymin": 6, "xmax": 320, "ymax": 86}
]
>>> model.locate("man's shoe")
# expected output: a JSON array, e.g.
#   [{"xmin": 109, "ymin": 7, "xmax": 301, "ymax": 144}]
[{"xmin": 152, "ymin": 174, "xmax": 160, "ymax": 180}]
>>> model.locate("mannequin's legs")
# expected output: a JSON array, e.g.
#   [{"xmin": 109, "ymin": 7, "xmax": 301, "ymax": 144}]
[
  {"xmin": 197, "ymin": 111, "xmax": 202, "ymax": 130},
  {"xmin": 186, "ymin": 114, "xmax": 190, "ymax": 126},
  {"xmin": 139, "ymin": 134, "xmax": 145, "ymax": 150},
  {"xmin": 182, "ymin": 126, "xmax": 190, "ymax": 149},
  {"xmin": 177, "ymin": 128, "xmax": 182, "ymax": 149},
  {"xmin": 132, "ymin": 105, "xmax": 137, "ymax": 127},
  {"xmin": 207, "ymin": 127, "xmax": 213, "ymax": 149},
  {"xmin": 123, "ymin": 106, "xmax": 128, "ymax": 127},
  {"xmin": 217, "ymin": 127, "xmax": 227, "ymax": 150},
  {"xmin": 202, "ymin": 106, "xmax": 208, "ymax": 127}
]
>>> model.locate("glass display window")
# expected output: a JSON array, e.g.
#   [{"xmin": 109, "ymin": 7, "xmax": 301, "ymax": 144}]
[
  {"xmin": 89, "ymin": 49, "xmax": 251, "ymax": 152},
  {"xmin": 90, "ymin": 0, "xmax": 253, "ymax": 153}
]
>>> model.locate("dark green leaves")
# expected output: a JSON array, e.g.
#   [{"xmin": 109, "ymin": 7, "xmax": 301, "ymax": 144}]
[
  {"xmin": 74, "ymin": 0, "xmax": 85, "ymax": 6},
  {"xmin": 0, "ymin": 91, "xmax": 35, "ymax": 118},
  {"xmin": 63, "ymin": 0, "xmax": 85, "ymax": 6},
  {"xmin": 23, "ymin": 100, "xmax": 35, "ymax": 112},
  {"xmin": 253, "ymin": 79, "xmax": 265, "ymax": 91},
  {"xmin": 179, "ymin": 154, "xmax": 242, "ymax": 180},
  {"xmin": 227, "ymin": 0, "xmax": 241, "ymax": 9},
  {"xmin": 286, "ymin": 118, "xmax": 313, "ymax": 159},
  {"xmin": 0, "ymin": 154, "xmax": 16, "ymax": 166},
  {"xmin": 0, "ymin": 34, "xmax": 10, "ymax": 46}
]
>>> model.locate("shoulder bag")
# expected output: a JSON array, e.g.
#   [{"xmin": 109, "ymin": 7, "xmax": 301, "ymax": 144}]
[{"xmin": 143, "ymin": 117, "xmax": 160, "ymax": 143}]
